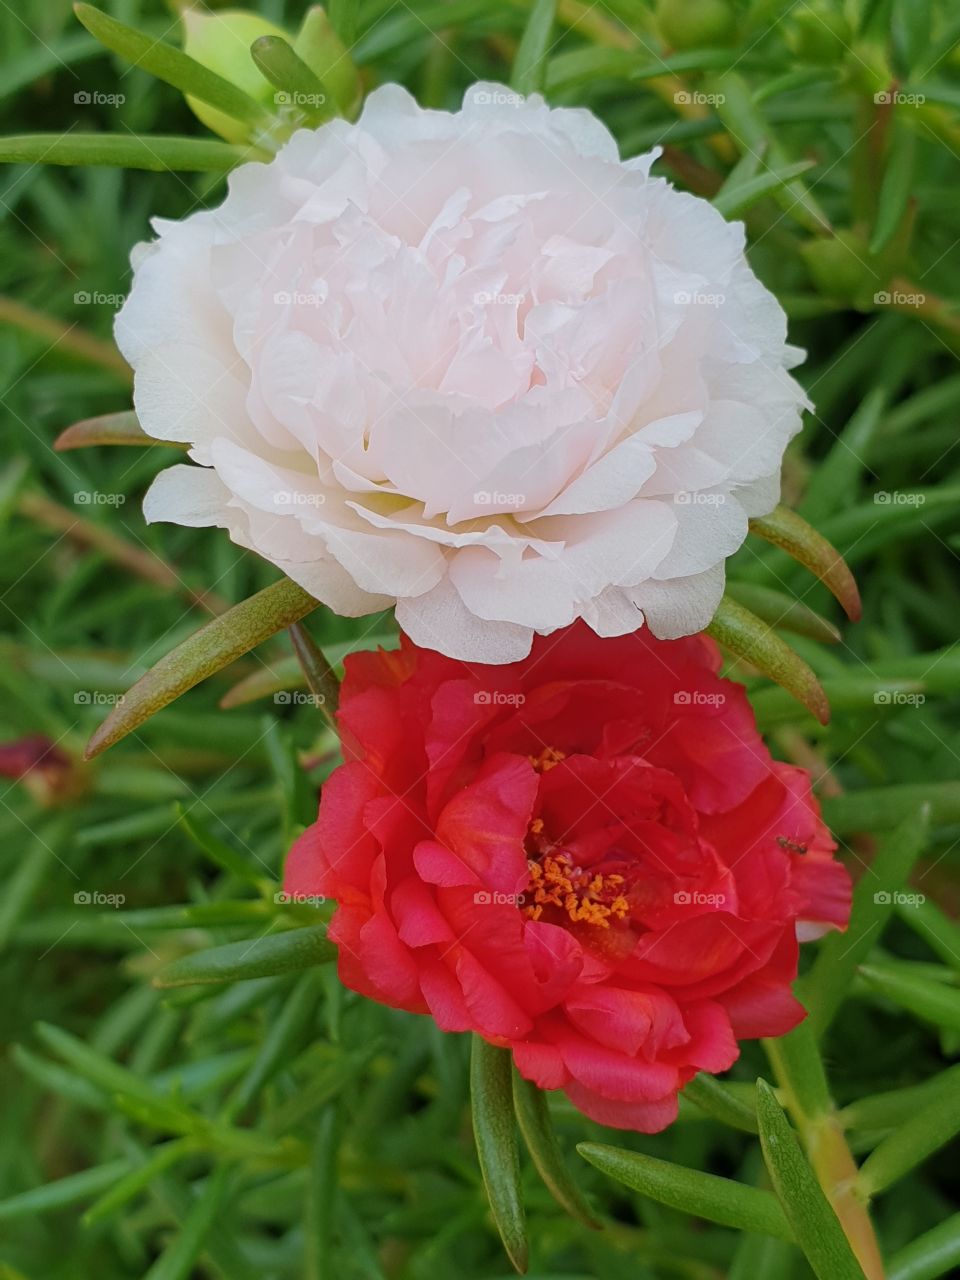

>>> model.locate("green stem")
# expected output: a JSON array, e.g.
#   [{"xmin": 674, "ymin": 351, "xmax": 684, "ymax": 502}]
[{"xmin": 764, "ymin": 1027, "xmax": 885, "ymax": 1280}]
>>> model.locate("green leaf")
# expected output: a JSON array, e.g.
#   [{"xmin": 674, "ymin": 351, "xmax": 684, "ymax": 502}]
[
  {"xmin": 713, "ymin": 159, "xmax": 816, "ymax": 218},
  {"xmin": 724, "ymin": 581, "xmax": 841, "ymax": 645},
  {"xmin": 306, "ymin": 1105, "xmax": 342, "ymax": 1280},
  {"xmin": 870, "ymin": 117, "xmax": 915, "ymax": 254},
  {"xmin": 73, "ymin": 4, "xmax": 273, "ymax": 135},
  {"xmin": 511, "ymin": 1068, "xmax": 599, "ymax": 1227},
  {"xmin": 470, "ymin": 1037, "xmax": 528, "ymax": 1274},
  {"xmin": 577, "ymin": 1142, "xmax": 792, "ymax": 1240},
  {"xmin": 154, "ymin": 926, "xmax": 335, "ymax": 988},
  {"xmin": 888, "ymin": 1211, "xmax": 960, "ymax": 1280},
  {"xmin": 54, "ymin": 411, "xmax": 183, "ymax": 451},
  {"xmin": 823, "ymin": 783, "xmax": 960, "ymax": 835},
  {"xmin": 84, "ymin": 577, "xmax": 319, "ymax": 758},
  {"xmin": 224, "ymin": 972, "xmax": 321, "ymax": 1119},
  {"xmin": 755, "ymin": 1080, "xmax": 867, "ymax": 1280},
  {"xmin": 896, "ymin": 897, "xmax": 960, "ymax": 973},
  {"xmin": 0, "ymin": 133, "xmax": 260, "ymax": 171},
  {"xmin": 0, "ymin": 1159, "xmax": 129, "ymax": 1221},
  {"xmin": 801, "ymin": 808, "xmax": 930, "ymax": 1036},
  {"xmin": 288, "ymin": 619, "xmax": 341, "ymax": 721},
  {"xmin": 857, "ymin": 1069, "xmax": 960, "ymax": 1197},
  {"xmin": 250, "ymin": 35, "xmax": 335, "ymax": 126},
  {"xmin": 748, "ymin": 504, "xmax": 861, "ymax": 621},
  {"xmin": 175, "ymin": 805, "xmax": 265, "ymax": 887},
  {"xmin": 858, "ymin": 962, "xmax": 960, "ymax": 1034},
  {"xmin": 711, "ymin": 72, "xmax": 831, "ymax": 233},
  {"xmin": 752, "ymin": 676, "xmax": 928, "ymax": 728},
  {"xmin": 799, "ymin": 388, "xmax": 887, "ymax": 525},
  {"xmin": 706, "ymin": 596, "xmax": 831, "ymax": 724},
  {"xmin": 83, "ymin": 1140, "xmax": 195, "ymax": 1226},
  {"xmin": 682, "ymin": 1072, "xmax": 759, "ymax": 1133},
  {"xmin": 511, "ymin": 0, "xmax": 556, "ymax": 95},
  {"xmin": 841, "ymin": 1064, "xmax": 960, "ymax": 1133},
  {"xmin": 143, "ymin": 1165, "xmax": 231, "ymax": 1280}
]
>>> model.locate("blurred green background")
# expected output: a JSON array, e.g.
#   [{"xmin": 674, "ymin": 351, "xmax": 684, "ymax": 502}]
[{"xmin": 1, "ymin": 2, "xmax": 959, "ymax": 1277}]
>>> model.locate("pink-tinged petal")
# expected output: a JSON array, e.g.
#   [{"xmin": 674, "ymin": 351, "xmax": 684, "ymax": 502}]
[
  {"xmin": 435, "ymin": 753, "xmax": 537, "ymax": 893},
  {"xmin": 285, "ymin": 761, "xmax": 380, "ymax": 897},
  {"xmin": 391, "ymin": 876, "xmax": 454, "ymax": 947},
  {"xmin": 413, "ymin": 840, "xmax": 480, "ymax": 888},
  {"xmin": 673, "ymin": 1001, "xmax": 739, "ymax": 1074},
  {"xmin": 513, "ymin": 1040, "xmax": 568, "ymax": 1091},
  {"xmin": 456, "ymin": 949, "xmax": 534, "ymax": 1039},
  {"xmin": 419, "ymin": 957, "xmax": 474, "ymax": 1031},
  {"xmin": 555, "ymin": 1031, "xmax": 678, "ymax": 1102},
  {"xmin": 791, "ymin": 857, "xmax": 852, "ymax": 932},
  {"xmin": 355, "ymin": 909, "xmax": 423, "ymax": 1008},
  {"xmin": 565, "ymin": 1083, "xmax": 680, "ymax": 1132},
  {"xmin": 523, "ymin": 921, "xmax": 584, "ymax": 1008}
]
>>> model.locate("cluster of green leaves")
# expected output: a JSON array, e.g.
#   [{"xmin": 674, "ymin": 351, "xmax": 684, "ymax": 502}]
[{"xmin": 1, "ymin": 0, "xmax": 960, "ymax": 1278}]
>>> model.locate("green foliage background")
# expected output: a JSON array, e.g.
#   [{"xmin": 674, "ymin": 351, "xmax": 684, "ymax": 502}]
[{"xmin": 0, "ymin": 2, "xmax": 959, "ymax": 1278}]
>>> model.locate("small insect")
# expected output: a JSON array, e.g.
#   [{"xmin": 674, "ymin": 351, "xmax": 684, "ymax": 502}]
[{"xmin": 777, "ymin": 836, "xmax": 808, "ymax": 855}]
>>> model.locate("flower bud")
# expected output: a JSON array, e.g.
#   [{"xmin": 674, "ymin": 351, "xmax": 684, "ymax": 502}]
[
  {"xmin": 787, "ymin": 3, "xmax": 851, "ymax": 63},
  {"xmin": 181, "ymin": 8, "xmax": 289, "ymax": 143},
  {"xmin": 802, "ymin": 230, "xmax": 880, "ymax": 310},
  {"xmin": 294, "ymin": 7, "xmax": 362, "ymax": 118},
  {"xmin": 656, "ymin": 0, "xmax": 736, "ymax": 50}
]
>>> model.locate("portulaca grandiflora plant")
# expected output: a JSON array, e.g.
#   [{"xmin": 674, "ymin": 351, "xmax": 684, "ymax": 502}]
[{"xmin": 1, "ymin": 3, "xmax": 958, "ymax": 1279}]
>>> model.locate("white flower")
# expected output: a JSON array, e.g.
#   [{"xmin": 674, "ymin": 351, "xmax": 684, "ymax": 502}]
[{"xmin": 117, "ymin": 82, "xmax": 808, "ymax": 663}]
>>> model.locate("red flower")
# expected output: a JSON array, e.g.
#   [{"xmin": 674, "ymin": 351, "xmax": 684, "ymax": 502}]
[{"xmin": 285, "ymin": 624, "xmax": 850, "ymax": 1131}]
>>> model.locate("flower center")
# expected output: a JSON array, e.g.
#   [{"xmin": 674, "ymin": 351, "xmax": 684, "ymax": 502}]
[
  {"xmin": 524, "ymin": 817, "xmax": 630, "ymax": 929},
  {"xmin": 529, "ymin": 745, "xmax": 566, "ymax": 773}
]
